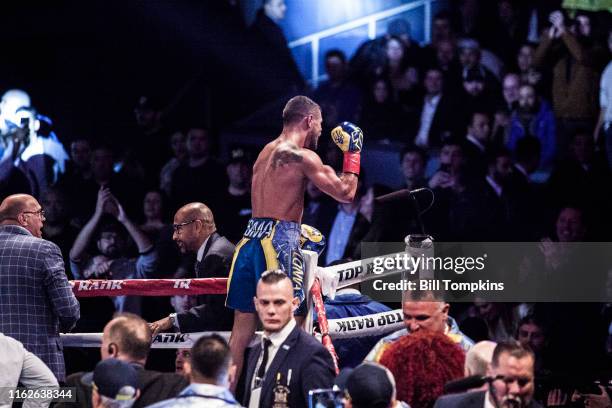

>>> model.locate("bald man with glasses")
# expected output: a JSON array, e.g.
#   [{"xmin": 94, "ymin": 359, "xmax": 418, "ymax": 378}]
[
  {"xmin": 150, "ymin": 202, "xmax": 235, "ymax": 335},
  {"xmin": 0, "ymin": 193, "xmax": 80, "ymax": 381}
]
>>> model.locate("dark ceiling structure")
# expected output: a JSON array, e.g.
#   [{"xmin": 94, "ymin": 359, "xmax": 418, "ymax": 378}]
[{"xmin": 0, "ymin": 1, "xmax": 299, "ymax": 145}]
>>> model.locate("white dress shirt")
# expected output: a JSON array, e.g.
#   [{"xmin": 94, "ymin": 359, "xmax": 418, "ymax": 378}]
[
  {"xmin": 249, "ymin": 319, "xmax": 297, "ymax": 408},
  {"xmin": 467, "ymin": 134, "xmax": 486, "ymax": 152},
  {"xmin": 514, "ymin": 163, "xmax": 528, "ymax": 178},
  {"xmin": 484, "ymin": 390, "xmax": 496, "ymax": 408},
  {"xmin": 415, "ymin": 93, "xmax": 442, "ymax": 147},
  {"xmin": 196, "ymin": 235, "xmax": 211, "ymax": 263},
  {"xmin": 486, "ymin": 175, "xmax": 503, "ymax": 198},
  {"xmin": 261, "ymin": 318, "xmax": 296, "ymax": 374}
]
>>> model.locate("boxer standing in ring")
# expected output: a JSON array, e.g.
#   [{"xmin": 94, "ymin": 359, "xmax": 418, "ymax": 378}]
[{"xmin": 225, "ymin": 95, "xmax": 364, "ymax": 390}]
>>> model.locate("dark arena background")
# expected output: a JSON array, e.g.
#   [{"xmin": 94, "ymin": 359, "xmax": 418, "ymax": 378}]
[{"xmin": 0, "ymin": 1, "xmax": 611, "ymax": 407}]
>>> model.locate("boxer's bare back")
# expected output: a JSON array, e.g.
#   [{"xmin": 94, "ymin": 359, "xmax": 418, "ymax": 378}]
[{"xmin": 252, "ymin": 137, "xmax": 357, "ymax": 223}]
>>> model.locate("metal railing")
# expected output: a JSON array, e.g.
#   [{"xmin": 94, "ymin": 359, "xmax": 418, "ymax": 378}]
[{"xmin": 288, "ymin": 0, "xmax": 436, "ymax": 87}]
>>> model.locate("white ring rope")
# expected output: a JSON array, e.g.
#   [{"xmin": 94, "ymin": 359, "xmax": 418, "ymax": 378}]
[
  {"xmin": 60, "ymin": 308, "xmax": 404, "ymax": 348},
  {"xmin": 63, "ymin": 237, "xmax": 433, "ymax": 349}
]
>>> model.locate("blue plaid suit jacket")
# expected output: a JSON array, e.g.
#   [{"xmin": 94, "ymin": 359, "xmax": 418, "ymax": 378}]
[{"xmin": 0, "ymin": 225, "xmax": 80, "ymax": 381}]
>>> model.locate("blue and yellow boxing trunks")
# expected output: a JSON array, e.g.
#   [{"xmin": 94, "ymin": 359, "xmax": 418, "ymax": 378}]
[{"xmin": 226, "ymin": 218, "xmax": 306, "ymax": 313}]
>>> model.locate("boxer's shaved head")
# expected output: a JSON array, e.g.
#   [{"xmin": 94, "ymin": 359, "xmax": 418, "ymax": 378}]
[{"xmin": 282, "ymin": 96, "xmax": 321, "ymax": 127}]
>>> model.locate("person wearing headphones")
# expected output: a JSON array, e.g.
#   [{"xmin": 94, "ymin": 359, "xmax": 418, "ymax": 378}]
[{"xmin": 59, "ymin": 313, "xmax": 187, "ymax": 408}]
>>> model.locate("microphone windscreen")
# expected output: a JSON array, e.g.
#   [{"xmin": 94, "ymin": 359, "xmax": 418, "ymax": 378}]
[{"xmin": 374, "ymin": 189, "xmax": 411, "ymax": 204}]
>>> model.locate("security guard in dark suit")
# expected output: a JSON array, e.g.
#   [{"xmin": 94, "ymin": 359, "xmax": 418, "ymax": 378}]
[{"xmin": 243, "ymin": 270, "xmax": 335, "ymax": 408}]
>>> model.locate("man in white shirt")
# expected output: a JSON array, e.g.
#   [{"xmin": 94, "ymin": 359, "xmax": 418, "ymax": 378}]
[
  {"xmin": 485, "ymin": 152, "xmax": 511, "ymax": 199},
  {"xmin": 414, "ymin": 68, "xmax": 457, "ymax": 149},
  {"xmin": 243, "ymin": 270, "xmax": 335, "ymax": 408},
  {"xmin": 464, "ymin": 111, "xmax": 492, "ymax": 178},
  {"xmin": 415, "ymin": 70, "xmax": 443, "ymax": 148}
]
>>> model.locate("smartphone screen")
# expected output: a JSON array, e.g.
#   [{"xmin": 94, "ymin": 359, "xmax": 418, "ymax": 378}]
[{"xmin": 308, "ymin": 389, "xmax": 344, "ymax": 408}]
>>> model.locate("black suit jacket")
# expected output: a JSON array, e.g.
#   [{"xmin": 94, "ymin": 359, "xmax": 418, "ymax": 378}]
[
  {"xmin": 463, "ymin": 139, "xmax": 488, "ymax": 180},
  {"xmin": 464, "ymin": 180, "xmax": 511, "ymax": 241},
  {"xmin": 242, "ymin": 325, "xmax": 335, "ymax": 408},
  {"xmin": 415, "ymin": 93, "xmax": 461, "ymax": 148},
  {"xmin": 434, "ymin": 390, "xmax": 542, "ymax": 408},
  {"xmin": 505, "ymin": 167, "xmax": 544, "ymax": 241},
  {"xmin": 177, "ymin": 232, "xmax": 236, "ymax": 332}
]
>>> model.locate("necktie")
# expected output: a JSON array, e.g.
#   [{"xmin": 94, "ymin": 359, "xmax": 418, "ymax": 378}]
[
  {"xmin": 256, "ymin": 338, "xmax": 273, "ymax": 384},
  {"xmin": 194, "ymin": 260, "xmax": 202, "ymax": 277}
]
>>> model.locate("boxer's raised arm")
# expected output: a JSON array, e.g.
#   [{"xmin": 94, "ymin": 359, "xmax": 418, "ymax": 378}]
[{"xmin": 302, "ymin": 150, "xmax": 357, "ymax": 203}]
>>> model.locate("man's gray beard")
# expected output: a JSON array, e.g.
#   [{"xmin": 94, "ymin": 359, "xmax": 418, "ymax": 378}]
[{"xmin": 502, "ymin": 395, "xmax": 524, "ymax": 408}]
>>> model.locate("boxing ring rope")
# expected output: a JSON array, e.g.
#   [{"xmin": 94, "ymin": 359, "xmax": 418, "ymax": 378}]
[
  {"xmin": 62, "ymin": 331, "xmax": 235, "ymax": 349},
  {"xmin": 68, "ymin": 250, "xmax": 415, "ymax": 298},
  {"xmin": 62, "ymin": 251, "xmax": 411, "ymax": 356},
  {"xmin": 60, "ymin": 309, "xmax": 405, "ymax": 348},
  {"xmin": 71, "ymin": 277, "xmax": 228, "ymax": 297}
]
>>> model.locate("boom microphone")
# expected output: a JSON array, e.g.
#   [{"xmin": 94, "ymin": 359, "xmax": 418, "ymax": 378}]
[{"xmin": 375, "ymin": 188, "xmax": 427, "ymax": 204}]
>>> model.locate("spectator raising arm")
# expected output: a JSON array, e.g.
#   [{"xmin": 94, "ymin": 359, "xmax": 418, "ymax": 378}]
[
  {"xmin": 114, "ymin": 196, "xmax": 152, "ymax": 254},
  {"xmin": 69, "ymin": 186, "xmax": 113, "ymax": 264}
]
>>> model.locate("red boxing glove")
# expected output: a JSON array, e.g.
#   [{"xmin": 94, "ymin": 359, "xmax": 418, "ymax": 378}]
[{"xmin": 343, "ymin": 152, "xmax": 360, "ymax": 175}]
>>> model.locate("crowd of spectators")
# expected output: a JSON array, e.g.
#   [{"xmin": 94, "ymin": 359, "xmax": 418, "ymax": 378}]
[
  {"xmin": 309, "ymin": 6, "xmax": 612, "ymax": 403},
  {"xmin": 0, "ymin": 0, "xmax": 611, "ymax": 407}
]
